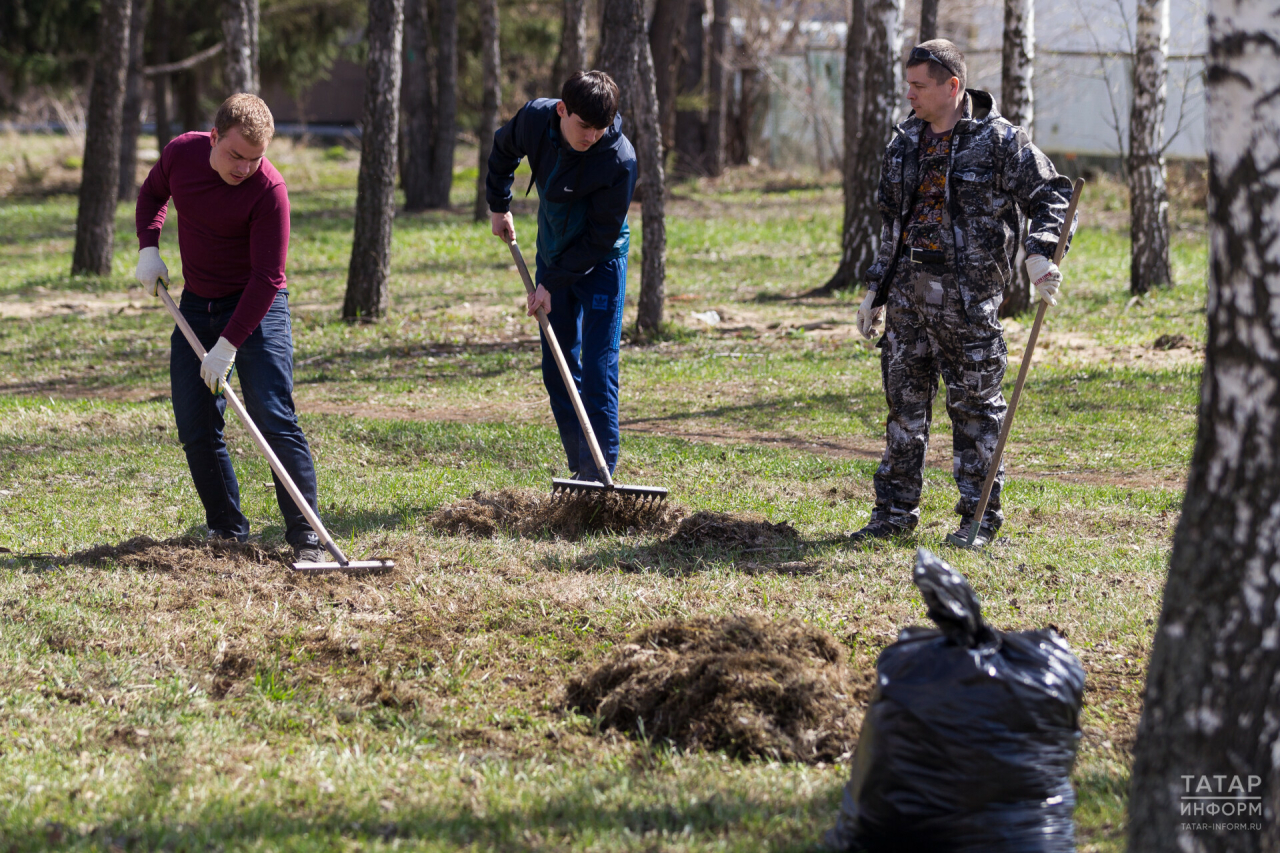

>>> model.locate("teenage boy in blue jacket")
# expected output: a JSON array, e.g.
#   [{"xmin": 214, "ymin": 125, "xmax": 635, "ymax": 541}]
[{"xmin": 486, "ymin": 70, "xmax": 638, "ymax": 483}]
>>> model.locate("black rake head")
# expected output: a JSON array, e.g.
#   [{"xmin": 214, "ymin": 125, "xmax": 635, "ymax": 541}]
[{"xmin": 551, "ymin": 478, "xmax": 668, "ymax": 505}]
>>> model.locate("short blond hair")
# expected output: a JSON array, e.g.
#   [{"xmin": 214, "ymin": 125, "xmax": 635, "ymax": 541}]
[{"xmin": 214, "ymin": 93, "xmax": 275, "ymax": 146}]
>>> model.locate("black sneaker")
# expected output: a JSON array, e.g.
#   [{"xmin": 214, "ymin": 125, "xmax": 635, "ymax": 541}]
[
  {"xmin": 847, "ymin": 518, "xmax": 916, "ymax": 544},
  {"xmin": 945, "ymin": 517, "xmax": 998, "ymax": 548},
  {"xmin": 206, "ymin": 529, "xmax": 246, "ymax": 543},
  {"xmin": 292, "ymin": 534, "xmax": 327, "ymax": 564}
]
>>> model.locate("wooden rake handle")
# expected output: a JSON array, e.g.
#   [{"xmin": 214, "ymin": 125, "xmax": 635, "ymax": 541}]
[
  {"xmin": 507, "ymin": 241, "xmax": 614, "ymax": 488},
  {"xmin": 967, "ymin": 177, "xmax": 1086, "ymax": 546},
  {"xmin": 156, "ymin": 285, "xmax": 350, "ymax": 565}
]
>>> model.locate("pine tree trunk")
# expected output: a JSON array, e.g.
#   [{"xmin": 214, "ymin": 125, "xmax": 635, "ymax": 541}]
[
  {"xmin": 648, "ymin": 0, "xmax": 689, "ymax": 155},
  {"xmin": 152, "ymin": 0, "xmax": 172, "ymax": 151},
  {"xmin": 119, "ymin": 0, "xmax": 149, "ymax": 203},
  {"xmin": 72, "ymin": 0, "xmax": 134, "ymax": 277},
  {"xmin": 221, "ymin": 0, "xmax": 260, "ymax": 94},
  {"xmin": 1128, "ymin": 0, "xmax": 1172, "ymax": 295},
  {"xmin": 552, "ymin": 0, "xmax": 588, "ymax": 90},
  {"xmin": 425, "ymin": 0, "xmax": 457, "ymax": 209},
  {"xmin": 1127, "ymin": 2, "xmax": 1280, "ymax": 847},
  {"xmin": 705, "ymin": 0, "xmax": 729, "ymax": 177},
  {"xmin": 343, "ymin": 0, "xmax": 404, "ymax": 322},
  {"xmin": 400, "ymin": 0, "xmax": 434, "ymax": 211},
  {"xmin": 474, "ymin": 0, "xmax": 500, "ymax": 222},
  {"xmin": 919, "ymin": 0, "xmax": 938, "ymax": 41},
  {"xmin": 823, "ymin": 0, "xmax": 902, "ymax": 292},
  {"xmin": 673, "ymin": 0, "xmax": 706, "ymax": 177},
  {"xmin": 600, "ymin": 0, "xmax": 666, "ymax": 337},
  {"xmin": 177, "ymin": 69, "xmax": 203, "ymax": 131},
  {"xmin": 999, "ymin": 0, "xmax": 1034, "ymax": 317}
]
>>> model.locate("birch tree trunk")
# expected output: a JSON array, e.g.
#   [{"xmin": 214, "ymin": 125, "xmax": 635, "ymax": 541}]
[
  {"xmin": 425, "ymin": 0, "xmax": 456, "ymax": 209},
  {"xmin": 673, "ymin": 0, "xmax": 706, "ymax": 176},
  {"xmin": 474, "ymin": 0, "xmax": 500, "ymax": 222},
  {"xmin": 343, "ymin": 0, "xmax": 404, "ymax": 322},
  {"xmin": 221, "ymin": 0, "xmax": 260, "ymax": 94},
  {"xmin": 119, "ymin": 0, "xmax": 150, "ymax": 203},
  {"xmin": 822, "ymin": 0, "xmax": 902, "ymax": 291},
  {"xmin": 1127, "ymin": 0, "xmax": 1172, "ymax": 295},
  {"xmin": 648, "ymin": 0, "xmax": 689, "ymax": 154},
  {"xmin": 600, "ymin": 0, "xmax": 666, "ymax": 337},
  {"xmin": 72, "ymin": 0, "xmax": 133, "ymax": 277},
  {"xmin": 999, "ymin": 0, "xmax": 1034, "ymax": 317},
  {"xmin": 1127, "ymin": 0, "xmax": 1280, "ymax": 847},
  {"xmin": 552, "ymin": 0, "xmax": 588, "ymax": 90},
  {"xmin": 919, "ymin": 0, "xmax": 938, "ymax": 41},
  {"xmin": 706, "ymin": 0, "xmax": 729, "ymax": 177},
  {"xmin": 400, "ymin": 0, "xmax": 434, "ymax": 211}
]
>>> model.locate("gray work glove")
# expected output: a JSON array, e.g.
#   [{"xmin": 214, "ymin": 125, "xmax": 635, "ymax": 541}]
[
  {"xmin": 201, "ymin": 337, "xmax": 237, "ymax": 393},
  {"xmin": 135, "ymin": 247, "xmax": 170, "ymax": 296},
  {"xmin": 1025, "ymin": 254, "xmax": 1062, "ymax": 306},
  {"xmin": 856, "ymin": 290, "xmax": 884, "ymax": 339}
]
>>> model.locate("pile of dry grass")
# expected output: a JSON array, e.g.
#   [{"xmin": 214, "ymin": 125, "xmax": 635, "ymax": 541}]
[
  {"xmin": 565, "ymin": 614, "xmax": 868, "ymax": 763},
  {"xmin": 68, "ymin": 536, "xmax": 284, "ymax": 571},
  {"xmin": 669, "ymin": 511, "xmax": 798, "ymax": 550},
  {"xmin": 429, "ymin": 489, "xmax": 680, "ymax": 540}
]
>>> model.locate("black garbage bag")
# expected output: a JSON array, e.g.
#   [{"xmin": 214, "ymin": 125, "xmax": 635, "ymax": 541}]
[{"xmin": 826, "ymin": 548, "xmax": 1085, "ymax": 853}]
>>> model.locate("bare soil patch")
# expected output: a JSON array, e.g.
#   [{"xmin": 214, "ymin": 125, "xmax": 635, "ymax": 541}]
[
  {"xmin": 564, "ymin": 614, "xmax": 870, "ymax": 763},
  {"xmin": 428, "ymin": 489, "xmax": 683, "ymax": 540}
]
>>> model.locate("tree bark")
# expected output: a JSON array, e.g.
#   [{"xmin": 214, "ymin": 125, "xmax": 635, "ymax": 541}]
[
  {"xmin": 152, "ymin": 0, "xmax": 172, "ymax": 151},
  {"xmin": 552, "ymin": 0, "xmax": 588, "ymax": 91},
  {"xmin": 600, "ymin": 0, "xmax": 666, "ymax": 337},
  {"xmin": 1128, "ymin": 0, "xmax": 1172, "ymax": 295},
  {"xmin": 648, "ymin": 0, "xmax": 689, "ymax": 155},
  {"xmin": 998, "ymin": 0, "xmax": 1034, "ymax": 317},
  {"xmin": 673, "ymin": 0, "xmax": 706, "ymax": 177},
  {"xmin": 72, "ymin": 0, "xmax": 134, "ymax": 277},
  {"xmin": 474, "ymin": 0, "xmax": 500, "ymax": 222},
  {"xmin": 343, "ymin": 0, "xmax": 404, "ymax": 322},
  {"xmin": 221, "ymin": 0, "xmax": 260, "ymax": 94},
  {"xmin": 705, "ymin": 0, "xmax": 729, "ymax": 177},
  {"xmin": 119, "ymin": 0, "xmax": 150, "ymax": 203},
  {"xmin": 401, "ymin": 0, "xmax": 434, "ymax": 210},
  {"xmin": 823, "ymin": 0, "xmax": 902, "ymax": 291},
  {"xmin": 728, "ymin": 65, "xmax": 760, "ymax": 166},
  {"xmin": 424, "ymin": 0, "xmax": 457, "ymax": 209},
  {"xmin": 177, "ymin": 69, "xmax": 203, "ymax": 131},
  {"xmin": 919, "ymin": 0, "xmax": 938, "ymax": 41},
  {"xmin": 1127, "ymin": 1, "xmax": 1280, "ymax": 848}
]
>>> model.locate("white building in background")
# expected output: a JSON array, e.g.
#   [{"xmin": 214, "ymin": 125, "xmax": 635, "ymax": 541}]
[{"xmin": 757, "ymin": 0, "xmax": 1207, "ymax": 168}]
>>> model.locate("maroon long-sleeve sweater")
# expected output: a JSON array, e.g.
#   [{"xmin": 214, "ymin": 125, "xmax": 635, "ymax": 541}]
[{"xmin": 136, "ymin": 132, "xmax": 290, "ymax": 348}]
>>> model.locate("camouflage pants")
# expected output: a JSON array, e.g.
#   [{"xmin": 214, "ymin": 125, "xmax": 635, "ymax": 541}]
[{"xmin": 872, "ymin": 264, "xmax": 1007, "ymax": 529}]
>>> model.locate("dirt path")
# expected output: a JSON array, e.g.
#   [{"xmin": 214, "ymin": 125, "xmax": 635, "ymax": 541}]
[{"xmin": 299, "ymin": 400, "xmax": 1183, "ymax": 490}]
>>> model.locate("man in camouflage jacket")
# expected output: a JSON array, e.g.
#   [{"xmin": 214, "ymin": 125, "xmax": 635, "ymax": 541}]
[{"xmin": 849, "ymin": 39, "xmax": 1076, "ymax": 548}]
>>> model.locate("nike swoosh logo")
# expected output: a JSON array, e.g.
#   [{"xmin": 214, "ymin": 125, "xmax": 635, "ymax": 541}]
[{"xmin": 564, "ymin": 187, "xmax": 573, "ymax": 192}]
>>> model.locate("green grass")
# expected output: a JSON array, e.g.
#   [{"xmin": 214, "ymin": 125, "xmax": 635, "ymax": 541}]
[{"xmin": 0, "ymin": 136, "xmax": 1207, "ymax": 851}]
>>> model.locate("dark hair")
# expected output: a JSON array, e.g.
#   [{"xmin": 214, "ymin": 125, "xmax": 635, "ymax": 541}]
[
  {"xmin": 906, "ymin": 39, "xmax": 967, "ymax": 91},
  {"xmin": 560, "ymin": 70, "xmax": 620, "ymax": 129}
]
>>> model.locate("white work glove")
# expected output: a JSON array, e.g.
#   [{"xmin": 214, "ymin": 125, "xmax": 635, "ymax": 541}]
[
  {"xmin": 200, "ymin": 337, "xmax": 237, "ymax": 393},
  {"xmin": 856, "ymin": 290, "xmax": 885, "ymax": 339},
  {"xmin": 135, "ymin": 246, "xmax": 170, "ymax": 296},
  {"xmin": 1026, "ymin": 254, "xmax": 1062, "ymax": 306}
]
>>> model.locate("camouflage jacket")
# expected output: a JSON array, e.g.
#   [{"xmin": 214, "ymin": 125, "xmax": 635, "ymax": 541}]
[{"xmin": 866, "ymin": 89, "xmax": 1076, "ymax": 319}]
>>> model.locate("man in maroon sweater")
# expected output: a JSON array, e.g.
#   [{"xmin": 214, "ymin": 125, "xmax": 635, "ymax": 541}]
[{"xmin": 135, "ymin": 94, "xmax": 324, "ymax": 562}]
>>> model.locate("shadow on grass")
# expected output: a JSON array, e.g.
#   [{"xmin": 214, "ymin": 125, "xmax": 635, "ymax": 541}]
[
  {"xmin": 572, "ymin": 530, "xmax": 851, "ymax": 576},
  {"xmin": 13, "ymin": 771, "xmax": 842, "ymax": 852}
]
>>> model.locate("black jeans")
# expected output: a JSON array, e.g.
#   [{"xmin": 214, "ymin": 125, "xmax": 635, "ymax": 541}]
[{"xmin": 170, "ymin": 289, "xmax": 319, "ymax": 546}]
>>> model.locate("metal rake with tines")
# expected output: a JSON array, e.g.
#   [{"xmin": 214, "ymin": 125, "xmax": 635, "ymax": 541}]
[
  {"xmin": 506, "ymin": 240, "xmax": 668, "ymax": 505},
  {"xmin": 156, "ymin": 283, "xmax": 395, "ymax": 574}
]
